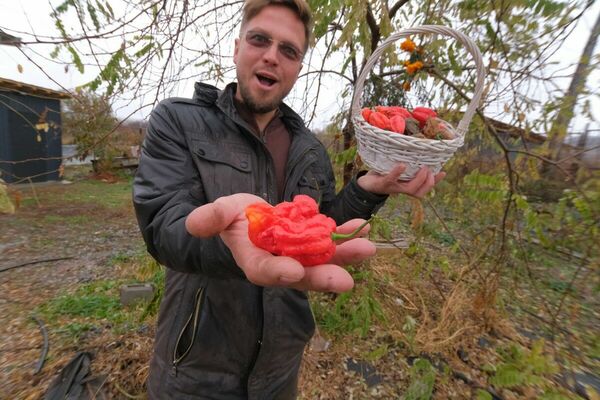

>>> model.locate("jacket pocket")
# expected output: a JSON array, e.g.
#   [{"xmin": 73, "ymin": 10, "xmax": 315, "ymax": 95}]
[
  {"xmin": 295, "ymin": 168, "xmax": 328, "ymax": 201},
  {"xmin": 172, "ymin": 287, "xmax": 204, "ymax": 373},
  {"xmin": 190, "ymin": 139, "xmax": 255, "ymax": 199}
]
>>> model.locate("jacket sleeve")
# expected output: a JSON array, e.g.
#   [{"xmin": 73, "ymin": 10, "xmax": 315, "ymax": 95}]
[
  {"xmin": 132, "ymin": 101, "xmax": 245, "ymax": 278},
  {"xmin": 315, "ymin": 146, "xmax": 388, "ymax": 225}
]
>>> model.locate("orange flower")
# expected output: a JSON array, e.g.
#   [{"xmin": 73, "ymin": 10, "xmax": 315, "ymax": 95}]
[
  {"xmin": 402, "ymin": 81, "xmax": 411, "ymax": 91},
  {"xmin": 400, "ymin": 38, "xmax": 416, "ymax": 53},
  {"xmin": 405, "ymin": 61, "xmax": 424, "ymax": 75}
]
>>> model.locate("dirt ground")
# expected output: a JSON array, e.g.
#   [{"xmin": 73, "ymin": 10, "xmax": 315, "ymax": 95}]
[
  {"xmin": 0, "ymin": 174, "xmax": 150, "ymax": 399},
  {"xmin": 1, "ymin": 171, "xmax": 598, "ymax": 399}
]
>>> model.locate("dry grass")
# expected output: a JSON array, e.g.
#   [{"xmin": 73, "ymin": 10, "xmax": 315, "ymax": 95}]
[{"xmin": 297, "ymin": 251, "xmax": 500, "ymax": 399}]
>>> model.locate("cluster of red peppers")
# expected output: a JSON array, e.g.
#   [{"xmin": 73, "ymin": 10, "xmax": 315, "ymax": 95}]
[
  {"xmin": 245, "ymin": 195, "xmax": 369, "ymax": 266},
  {"xmin": 361, "ymin": 105, "xmax": 455, "ymax": 140}
]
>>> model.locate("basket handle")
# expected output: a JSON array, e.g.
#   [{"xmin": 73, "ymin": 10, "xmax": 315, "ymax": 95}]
[{"xmin": 351, "ymin": 25, "xmax": 485, "ymax": 136}]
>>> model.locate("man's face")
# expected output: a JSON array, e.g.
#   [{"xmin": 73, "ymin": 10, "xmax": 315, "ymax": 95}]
[{"xmin": 234, "ymin": 5, "xmax": 305, "ymax": 114}]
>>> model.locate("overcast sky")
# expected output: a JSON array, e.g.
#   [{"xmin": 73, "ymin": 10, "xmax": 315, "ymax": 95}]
[{"xmin": 0, "ymin": 0, "xmax": 598, "ymax": 133}]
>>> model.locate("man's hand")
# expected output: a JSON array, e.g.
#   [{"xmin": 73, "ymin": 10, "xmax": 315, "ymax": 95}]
[
  {"xmin": 357, "ymin": 163, "xmax": 445, "ymax": 198},
  {"xmin": 185, "ymin": 194, "xmax": 375, "ymax": 293}
]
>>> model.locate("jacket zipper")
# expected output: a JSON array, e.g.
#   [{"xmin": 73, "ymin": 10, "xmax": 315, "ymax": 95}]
[{"xmin": 172, "ymin": 287, "xmax": 204, "ymax": 376}]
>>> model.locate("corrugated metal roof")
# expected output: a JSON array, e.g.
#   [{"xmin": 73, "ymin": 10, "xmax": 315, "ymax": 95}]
[{"xmin": 0, "ymin": 77, "xmax": 71, "ymax": 99}]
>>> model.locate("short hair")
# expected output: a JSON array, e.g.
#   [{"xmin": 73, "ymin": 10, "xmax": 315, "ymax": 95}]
[{"xmin": 241, "ymin": 0, "xmax": 313, "ymax": 51}]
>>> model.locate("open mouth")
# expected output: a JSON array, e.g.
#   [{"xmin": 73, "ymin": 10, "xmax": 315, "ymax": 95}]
[{"xmin": 256, "ymin": 73, "xmax": 277, "ymax": 87}]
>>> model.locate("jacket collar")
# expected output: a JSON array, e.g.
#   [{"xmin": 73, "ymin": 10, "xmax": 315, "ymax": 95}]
[{"xmin": 193, "ymin": 81, "xmax": 308, "ymax": 134}]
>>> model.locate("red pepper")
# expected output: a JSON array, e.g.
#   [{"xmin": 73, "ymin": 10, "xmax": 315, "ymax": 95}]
[
  {"xmin": 245, "ymin": 195, "xmax": 369, "ymax": 266},
  {"xmin": 375, "ymin": 106, "xmax": 411, "ymax": 119},
  {"xmin": 368, "ymin": 111, "xmax": 391, "ymax": 130},
  {"xmin": 390, "ymin": 115, "xmax": 406, "ymax": 134},
  {"xmin": 361, "ymin": 107, "xmax": 373, "ymax": 121},
  {"xmin": 411, "ymin": 106, "xmax": 437, "ymax": 127},
  {"xmin": 388, "ymin": 106, "xmax": 412, "ymax": 119}
]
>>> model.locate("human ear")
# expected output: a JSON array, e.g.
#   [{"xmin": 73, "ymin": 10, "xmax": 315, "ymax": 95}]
[{"xmin": 233, "ymin": 37, "xmax": 240, "ymax": 64}]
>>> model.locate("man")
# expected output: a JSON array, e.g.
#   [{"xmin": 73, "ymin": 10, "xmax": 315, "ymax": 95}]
[{"xmin": 133, "ymin": 0, "xmax": 444, "ymax": 398}]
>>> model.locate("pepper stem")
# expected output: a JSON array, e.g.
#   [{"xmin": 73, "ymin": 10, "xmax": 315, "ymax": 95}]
[{"xmin": 330, "ymin": 216, "xmax": 373, "ymax": 241}]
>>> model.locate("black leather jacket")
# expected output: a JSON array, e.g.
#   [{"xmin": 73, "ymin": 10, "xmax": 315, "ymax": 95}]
[{"xmin": 133, "ymin": 82, "xmax": 387, "ymax": 399}]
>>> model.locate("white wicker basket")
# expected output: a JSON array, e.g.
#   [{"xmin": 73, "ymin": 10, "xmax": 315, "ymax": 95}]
[{"xmin": 351, "ymin": 25, "xmax": 486, "ymax": 180}]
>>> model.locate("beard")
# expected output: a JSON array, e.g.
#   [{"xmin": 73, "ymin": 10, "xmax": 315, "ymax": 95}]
[{"xmin": 237, "ymin": 80, "xmax": 286, "ymax": 114}]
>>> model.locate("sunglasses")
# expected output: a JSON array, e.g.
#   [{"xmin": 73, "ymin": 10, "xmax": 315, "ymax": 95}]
[{"xmin": 244, "ymin": 30, "xmax": 304, "ymax": 62}]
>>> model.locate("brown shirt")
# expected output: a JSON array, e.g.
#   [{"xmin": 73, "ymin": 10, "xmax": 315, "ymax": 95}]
[{"xmin": 233, "ymin": 99, "xmax": 291, "ymax": 201}]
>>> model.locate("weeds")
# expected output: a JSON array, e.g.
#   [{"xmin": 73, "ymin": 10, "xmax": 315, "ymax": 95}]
[
  {"xmin": 402, "ymin": 316, "xmax": 418, "ymax": 354},
  {"xmin": 487, "ymin": 340, "xmax": 558, "ymax": 389},
  {"xmin": 55, "ymin": 322, "xmax": 95, "ymax": 341},
  {"xmin": 404, "ymin": 358, "xmax": 436, "ymax": 400},
  {"xmin": 14, "ymin": 178, "xmax": 133, "ymax": 213},
  {"xmin": 36, "ymin": 249, "xmax": 165, "ymax": 342},
  {"xmin": 311, "ymin": 270, "xmax": 386, "ymax": 338},
  {"xmin": 38, "ymin": 280, "xmax": 123, "ymax": 324}
]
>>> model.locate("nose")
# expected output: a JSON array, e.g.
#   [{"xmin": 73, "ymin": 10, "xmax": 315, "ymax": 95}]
[{"xmin": 262, "ymin": 43, "xmax": 279, "ymax": 65}]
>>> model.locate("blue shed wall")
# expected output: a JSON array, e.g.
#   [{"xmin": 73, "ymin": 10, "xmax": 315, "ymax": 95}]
[{"xmin": 0, "ymin": 92, "xmax": 63, "ymax": 183}]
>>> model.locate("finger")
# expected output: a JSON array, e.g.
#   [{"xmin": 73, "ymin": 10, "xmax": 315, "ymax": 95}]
[
  {"xmin": 386, "ymin": 163, "xmax": 407, "ymax": 180},
  {"xmin": 217, "ymin": 219, "xmax": 306, "ymax": 286},
  {"xmin": 242, "ymin": 252, "xmax": 306, "ymax": 286},
  {"xmin": 331, "ymin": 238, "xmax": 376, "ymax": 265},
  {"xmin": 414, "ymin": 170, "xmax": 435, "ymax": 198},
  {"xmin": 434, "ymin": 171, "xmax": 446, "ymax": 184},
  {"xmin": 186, "ymin": 193, "xmax": 265, "ymax": 237},
  {"xmin": 294, "ymin": 265, "xmax": 354, "ymax": 293},
  {"xmin": 401, "ymin": 167, "xmax": 429, "ymax": 192}
]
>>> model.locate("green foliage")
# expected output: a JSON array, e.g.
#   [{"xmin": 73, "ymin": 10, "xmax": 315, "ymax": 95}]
[
  {"xmin": 39, "ymin": 280, "xmax": 122, "ymax": 321},
  {"xmin": 139, "ymin": 260, "xmax": 166, "ymax": 322},
  {"xmin": 539, "ymin": 390, "xmax": 576, "ymax": 400},
  {"xmin": 404, "ymin": 358, "xmax": 436, "ymax": 400},
  {"xmin": 489, "ymin": 340, "xmax": 558, "ymax": 389},
  {"xmin": 402, "ymin": 315, "xmax": 418, "ymax": 354},
  {"xmin": 333, "ymin": 145, "xmax": 357, "ymax": 166},
  {"xmin": 38, "ymin": 255, "xmax": 164, "ymax": 339},
  {"xmin": 67, "ymin": 45, "xmax": 85, "ymax": 73},
  {"xmin": 419, "ymin": 221, "xmax": 456, "ymax": 246},
  {"xmin": 514, "ymin": 179, "xmax": 599, "ymax": 256},
  {"xmin": 364, "ymin": 343, "xmax": 389, "ymax": 362},
  {"xmin": 438, "ymin": 170, "xmax": 510, "ymax": 241},
  {"xmin": 547, "ymin": 279, "xmax": 574, "ymax": 294},
  {"xmin": 87, "ymin": 47, "xmax": 131, "ymax": 96},
  {"xmin": 62, "ymin": 89, "xmax": 118, "ymax": 172},
  {"xmin": 476, "ymin": 390, "xmax": 493, "ymax": 400},
  {"xmin": 51, "ymin": 0, "xmax": 116, "ymax": 71},
  {"xmin": 106, "ymin": 247, "xmax": 165, "ymax": 322},
  {"xmin": 56, "ymin": 322, "xmax": 95, "ymax": 341},
  {"xmin": 369, "ymin": 213, "xmax": 394, "ymax": 240},
  {"xmin": 0, "ymin": 181, "xmax": 15, "ymax": 214},
  {"xmin": 311, "ymin": 270, "xmax": 386, "ymax": 337},
  {"xmin": 19, "ymin": 179, "xmax": 132, "ymax": 211},
  {"xmin": 42, "ymin": 214, "xmax": 91, "ymax": 226},
  {"xmin": 590, "ymin": 334, "xmax": 600, "ymax": 359}
]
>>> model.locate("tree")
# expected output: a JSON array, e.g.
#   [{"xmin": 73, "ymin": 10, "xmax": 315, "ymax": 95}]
[
  {"xmin": 546, "ymin": 7, "xmax": 599, "ymax": 163},
  {"xmin": 62, "ymin": 88, "xmax": 118, "ymax": 171}
]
